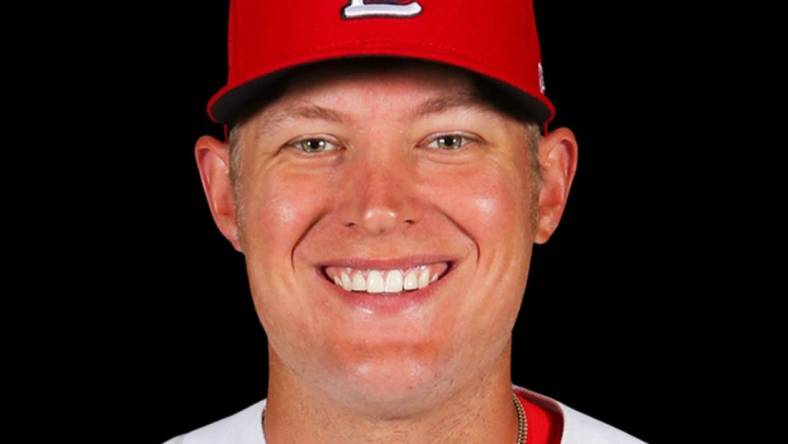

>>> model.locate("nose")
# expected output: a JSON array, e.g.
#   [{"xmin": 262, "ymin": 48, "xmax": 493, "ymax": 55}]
[{"xmin": 336, "ymin": 148, "xmax": 424, "ymax": 236}]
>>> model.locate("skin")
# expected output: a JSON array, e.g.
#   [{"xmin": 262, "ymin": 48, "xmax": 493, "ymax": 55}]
[{"xmin": 194, "ymin": 61, "xmax": 578, "ymax": 443}]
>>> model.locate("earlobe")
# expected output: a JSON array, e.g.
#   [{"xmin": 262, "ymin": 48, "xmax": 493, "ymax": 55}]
[
  {"xmin": 194, "ymin": 135, "xmax": 244, "ymax": 253},
  {"xmin": 534, "ymin": 127, "xmax": 579, "ymax": 245}
]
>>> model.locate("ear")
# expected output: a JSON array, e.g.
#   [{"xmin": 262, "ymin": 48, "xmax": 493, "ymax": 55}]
[
  {"xmin": 534, "ymin": 127, "xmax": 579, "ymax": 245},
  {"xmin": 194, "ymin": 135, "xmax": 244, "ymax": 253}
]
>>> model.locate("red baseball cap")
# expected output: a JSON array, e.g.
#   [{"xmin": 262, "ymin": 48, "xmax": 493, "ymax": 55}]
[{"xmin": 208, "ymin": 0, "xmax": 555, "ymax": 136}]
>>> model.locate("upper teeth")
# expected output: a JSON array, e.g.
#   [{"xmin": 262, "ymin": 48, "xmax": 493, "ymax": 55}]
[{"xmin": 324, "ymin": 263, "xmax": 448, "ymax": 294}]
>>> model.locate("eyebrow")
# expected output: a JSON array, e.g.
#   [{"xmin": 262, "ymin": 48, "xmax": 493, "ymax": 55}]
[{"xmin": 255, "ymin": 93, "xmax": 494, "ymax": 139}]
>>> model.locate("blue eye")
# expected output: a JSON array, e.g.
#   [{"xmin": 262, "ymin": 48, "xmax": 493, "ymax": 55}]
[
  {"xmin": 290, "ymin": 137, "xmax": 338, "ymax": 153},
  {"xmin": 426, "ymin": 134, "xmax": 471, "ymax": 150}
]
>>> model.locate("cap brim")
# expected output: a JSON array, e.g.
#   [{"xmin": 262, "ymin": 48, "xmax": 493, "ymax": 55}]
[{"xmin": 208, "ymin": 54, "xmax": 553, "ymax": 128}]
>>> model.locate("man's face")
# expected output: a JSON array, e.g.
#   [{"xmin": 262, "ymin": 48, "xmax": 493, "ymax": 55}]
[{"xmin": 226, "ymin": 61, "xmax": 545, "ymax": 412}]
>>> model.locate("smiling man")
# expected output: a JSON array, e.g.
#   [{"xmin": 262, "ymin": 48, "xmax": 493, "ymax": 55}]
[{"xmin": 165, "ymin": 1, "xmax": 645, "ymax": 443}]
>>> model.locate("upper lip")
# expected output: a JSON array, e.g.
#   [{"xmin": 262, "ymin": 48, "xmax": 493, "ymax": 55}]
[{"xmin": 316, "ymin": 254, "xmax": 459, "ymax": 271}]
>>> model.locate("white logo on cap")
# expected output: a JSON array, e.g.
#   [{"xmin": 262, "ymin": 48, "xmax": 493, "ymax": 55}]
[
  {"xmin": 342, "ymin": 0, "xmax": 422, "ymax": 19},
  {"xmin": 538, "ymin": 63, "xmax": 546, "ymax": 94}
]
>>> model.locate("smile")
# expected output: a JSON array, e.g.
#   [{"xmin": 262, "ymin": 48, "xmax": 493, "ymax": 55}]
[{"xmin": 322, "ymin": 262, "xmax": 452, "ymax": 294}]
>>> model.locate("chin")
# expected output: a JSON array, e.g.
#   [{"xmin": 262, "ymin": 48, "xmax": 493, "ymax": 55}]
[{"xmin": 317, "ymin": 353, "xmax": 460, "ymax": 418}]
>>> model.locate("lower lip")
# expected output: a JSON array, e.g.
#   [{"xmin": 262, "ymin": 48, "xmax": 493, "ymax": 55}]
[{"xmin": 314, "ymin": 263, "xmax": 454, "ymax": 315}]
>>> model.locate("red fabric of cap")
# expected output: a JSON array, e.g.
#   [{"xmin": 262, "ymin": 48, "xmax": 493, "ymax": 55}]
[{"xmin": 208, "ymin": 0, "xmax": 555, "ymax": 134}]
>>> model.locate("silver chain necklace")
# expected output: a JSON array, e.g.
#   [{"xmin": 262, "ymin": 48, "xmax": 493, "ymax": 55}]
[{"xmin": 261, "ymin": 390, "xmax": 528, "ymax": 443}]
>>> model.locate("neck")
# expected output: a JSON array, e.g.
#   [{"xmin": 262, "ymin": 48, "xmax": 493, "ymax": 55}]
[{"xmin": 262, "ymin": 341, "xmax": 520, "ymax": 444}]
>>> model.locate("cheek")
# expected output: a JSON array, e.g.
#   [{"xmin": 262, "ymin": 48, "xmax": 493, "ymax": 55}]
[
  {"xmin": 470, "ymin": 195, "xmax": 514, "ymax": 232},
  {"xmin": 242, "ymin": 173, "xmax": 329, "ymax": 266},
  {"xmin": 429, "ymin": 160, "xmax": 532, "ymax": 339},
  {"xmin": 433, "ymin": 164, "xmax": 531, "ymax": 251},
  {"xmin": 240, "ymin": 171, "xmax": 332, "ymax": 336}
]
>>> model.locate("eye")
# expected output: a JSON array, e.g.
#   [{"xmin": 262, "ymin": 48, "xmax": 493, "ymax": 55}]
[
  {"xmin": 425, "ymin": 134, "xmax": 473, "ymax": 151},
  {"xmin": 288, "ymin": 137, "xmax": 339, "ymax": 154}
]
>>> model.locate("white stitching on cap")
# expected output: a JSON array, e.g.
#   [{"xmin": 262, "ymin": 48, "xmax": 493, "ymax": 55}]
[{"xmin": 342, "ymin": 0, "xmax": 423, "ymax": 19}]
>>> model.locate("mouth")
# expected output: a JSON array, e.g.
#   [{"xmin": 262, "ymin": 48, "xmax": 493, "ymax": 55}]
[
  {"xmin": 320, "ymin": 261, "xmax": 454, "ymax": 294},
  {"xmin": 313, "ymin": 256, "xmax": 458, "ymax": 314}
]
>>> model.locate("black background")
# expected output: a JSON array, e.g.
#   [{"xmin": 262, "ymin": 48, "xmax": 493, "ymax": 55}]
[{"xmin": 64, "ymin": 2, "xmax": 715, "ymax": 443}]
